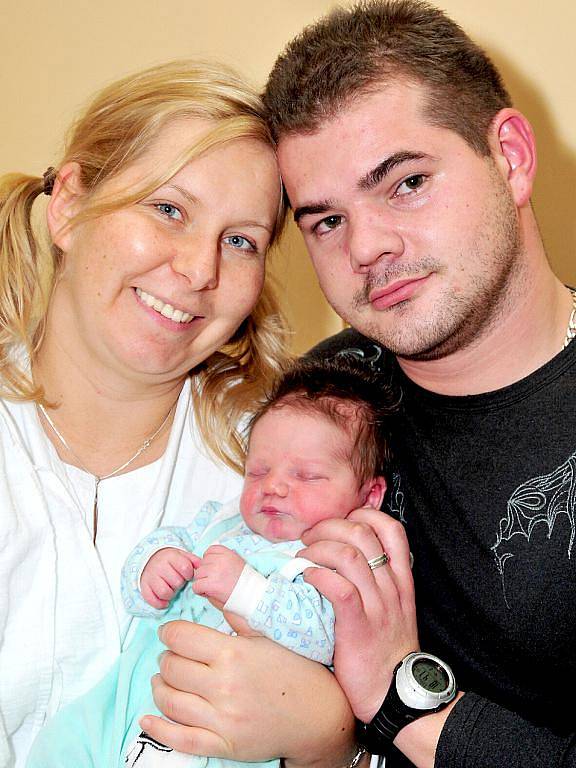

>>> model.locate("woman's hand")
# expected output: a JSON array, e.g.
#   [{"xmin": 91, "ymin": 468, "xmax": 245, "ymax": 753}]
[
  {"xmin": 299, "ymin": 507, "xmax": 418, "ymax": 723},
  {"xmin": 141, "ymin": 621, "xmax": 356, "ymax": 768}
]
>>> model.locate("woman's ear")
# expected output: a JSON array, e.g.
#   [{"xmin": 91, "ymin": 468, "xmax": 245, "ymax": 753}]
[
  {"xmin": 46, "ymin": 162, "xmax": 85, "ymax": 252},
  {"xmin": 488, "ymin": 108, "xmax": 537, "ymax": 208},
  {"xmin": 361, "ymin": 476, "xmax": 387, "ymax": 510}
]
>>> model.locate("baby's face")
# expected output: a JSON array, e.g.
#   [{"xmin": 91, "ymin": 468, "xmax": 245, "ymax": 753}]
[{"xmin": 240, "ymin": 405, "xmax": 374, "ymax": 542}]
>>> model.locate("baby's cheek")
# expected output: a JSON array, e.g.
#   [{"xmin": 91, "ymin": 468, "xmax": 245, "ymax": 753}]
[
  {"xmin": 239, "ymin": 485, "xmax": 256, "ymax": 517},
  {"xmin": 296, "ymin": 489, "xmax": 331, "ymax": 527}
]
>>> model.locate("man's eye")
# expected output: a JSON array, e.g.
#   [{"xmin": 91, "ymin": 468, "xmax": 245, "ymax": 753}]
[
  {"xmin": 395, "ymin": 174, "xmax": 427, "ymax": 196},
  {"xmin": 314, "ymin": 214, "xmax": 343, "ymax": 235},
  {"xmin": 154, "ymin": 203, "xmax": 183, "ymax": 220},
  {"xmin": 223, "ymin": 235, "xmax": 256, "ymax": 252}
]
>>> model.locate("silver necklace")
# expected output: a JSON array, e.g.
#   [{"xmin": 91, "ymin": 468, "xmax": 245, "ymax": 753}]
[
  {"xmin": 563, "ymin": 290, "xmax": 576, "ymax": 349},
  {"xmin": 38, "ymin": 403, "xmax": 174, "ymax": 545}
]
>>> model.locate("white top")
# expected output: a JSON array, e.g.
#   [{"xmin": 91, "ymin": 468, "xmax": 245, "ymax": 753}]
[{"xmin": 0, "ymin": 378, "xmax": 243, "ymax": 768}]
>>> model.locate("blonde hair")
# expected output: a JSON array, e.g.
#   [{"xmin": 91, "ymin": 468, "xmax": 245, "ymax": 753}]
[{"xmin": 0, "ymin": 59, "xmax": 291, "ymax": 472}]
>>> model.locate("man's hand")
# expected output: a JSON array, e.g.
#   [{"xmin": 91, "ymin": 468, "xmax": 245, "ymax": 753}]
[
  {"xmin": 141, "ymin": 548, "xmax": 199, "ymax": 609},
  {"xmin": 299, "ymin": 507, "xmax": 418, "ymax": 723},
  {"xmin": 192, "ymin": 545, "xmax": 246, "ymax": 605}
]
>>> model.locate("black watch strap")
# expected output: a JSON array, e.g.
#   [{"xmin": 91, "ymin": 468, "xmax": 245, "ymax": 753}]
[{"xmin": 356, "ymin": 662, "xmax": 446, "ymax": 755}]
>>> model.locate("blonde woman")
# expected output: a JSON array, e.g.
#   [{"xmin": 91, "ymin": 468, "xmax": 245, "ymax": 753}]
[{"xmin": 0, "ymin": 62, "xmax": 353, "ymax": 767}]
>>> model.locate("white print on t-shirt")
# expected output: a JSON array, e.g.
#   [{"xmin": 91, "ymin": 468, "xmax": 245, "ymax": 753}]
[
  {"xmin": 387, "ymin": 472, "xmax": 406, "ymax": 523},
  {"xmin": 333, "ymin": 344, "xmax": 384, "ymax": 370},
  {"xmin": 492, "ymin": 448, "xmax": 576, "ymax": 606}
]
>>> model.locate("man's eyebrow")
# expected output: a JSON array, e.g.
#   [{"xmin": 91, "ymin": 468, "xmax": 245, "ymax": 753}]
[
  {"xmin": 293, "ymin": 201, "xmax": 335, "ymax": 225},
  {"xmin": 357, "ymin": 151, "xmax": 432, "ymax": 191}
]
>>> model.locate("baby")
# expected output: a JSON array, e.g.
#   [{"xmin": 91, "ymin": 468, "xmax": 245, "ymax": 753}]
[{"xmin": 26, "ymin": 356, "xmax": 396, "ymax": 768}]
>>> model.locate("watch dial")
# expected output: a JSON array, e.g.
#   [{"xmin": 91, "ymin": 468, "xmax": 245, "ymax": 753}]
[{"xmin": 412, "ymin": 659, "xmax": 449, "ymax": 692}]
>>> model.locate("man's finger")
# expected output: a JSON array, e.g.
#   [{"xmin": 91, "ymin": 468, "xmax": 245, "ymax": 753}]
[
  {"xmin": 346, "ymin": 508, "xmax": 414, "ymax": 603},
  {"xmin": 303, "ymin": 566, "xmax": 370, "ymax": 628},
  {"xmin": 302, "ymin": 513, "xmax": 388, "ymax": 555},
  {"xmin": 299, "ymin": 538, "xmax": 397, "ymax": 606}
]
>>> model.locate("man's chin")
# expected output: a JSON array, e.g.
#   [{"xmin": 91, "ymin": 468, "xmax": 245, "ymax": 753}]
[{"xmin": 351, "ymin": 318, "xmax": 468, "ymax": 361}]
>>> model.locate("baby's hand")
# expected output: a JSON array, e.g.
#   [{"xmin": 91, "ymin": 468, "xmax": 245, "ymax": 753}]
[
  {"xmin": 192, "ymin": 545, "xmax": 246, "ymax": 605},
  {"xmin": 140, "ymin": 548, "xmax": 199, "ymax": 609}
]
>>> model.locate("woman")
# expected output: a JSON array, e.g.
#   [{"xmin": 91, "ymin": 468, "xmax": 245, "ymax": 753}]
[{"xmin": 0, "ymin": 61, "xmax": 354, "ymax": 767}]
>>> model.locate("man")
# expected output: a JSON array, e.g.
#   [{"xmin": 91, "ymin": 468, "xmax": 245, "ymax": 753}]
[{"xmin": 262, "ymin": 1, "xmax": 576, "ymax": 766}]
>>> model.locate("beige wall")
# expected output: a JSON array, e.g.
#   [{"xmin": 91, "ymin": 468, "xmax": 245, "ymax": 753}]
[{"xmin": 2, "ymin": 0, "xmax": 574, "ymax": 353}]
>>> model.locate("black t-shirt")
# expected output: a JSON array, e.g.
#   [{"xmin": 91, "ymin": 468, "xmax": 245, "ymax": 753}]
[{"xmin": 312, "ymin": 329, "xmax": 576, "ymax": 767}]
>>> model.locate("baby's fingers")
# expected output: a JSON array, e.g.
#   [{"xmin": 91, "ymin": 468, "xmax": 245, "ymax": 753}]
[
  {"xmin": 170, "ymin": 550, "xmax": 197, "ymax": 582},
  {"xmin": 141, "ymin": 580, "xmax": 170, "ymax": 609}
]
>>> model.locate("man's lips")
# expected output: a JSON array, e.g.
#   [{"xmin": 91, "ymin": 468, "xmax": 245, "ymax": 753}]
[{"xmin": 369, "ymin": 275, "xmax": 431, "ymax": 309}]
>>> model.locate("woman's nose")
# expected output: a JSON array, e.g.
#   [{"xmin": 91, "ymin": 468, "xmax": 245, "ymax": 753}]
[{"xmin": 171, "ymin": 237, "xmax": 219, "ymax": 290}]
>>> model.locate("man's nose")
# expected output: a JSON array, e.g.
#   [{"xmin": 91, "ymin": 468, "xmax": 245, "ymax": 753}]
[{"xmin": 348, "ymin": 210, "xmax": 404, "ymax": 273}]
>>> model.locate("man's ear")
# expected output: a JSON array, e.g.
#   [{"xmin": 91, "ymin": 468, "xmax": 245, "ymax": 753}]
[
  {"xmin": 361, "ymin": 476, "xmax": 387, "ymax": 510},
  {"xmin": 489, "ymin": 108, "xmax": 537, "ymax": 207},
  {"xmin": 46, "ymin": 162, "xmax": 85, "ymax": 252}
]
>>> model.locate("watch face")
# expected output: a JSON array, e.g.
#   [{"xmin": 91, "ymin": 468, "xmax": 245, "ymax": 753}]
[{"xmin": 412, "ymin": 658, "xmax": 449, "ymax": 693}]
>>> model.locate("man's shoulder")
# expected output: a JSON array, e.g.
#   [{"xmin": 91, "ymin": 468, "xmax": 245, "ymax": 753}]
[{"xmin": 307, "ymin": 329, "xmax": 396, "ymax": 375}]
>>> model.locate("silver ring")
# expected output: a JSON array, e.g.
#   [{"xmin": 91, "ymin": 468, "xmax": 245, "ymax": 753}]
[{"xmin": 367, "ymin": 552, "xmax": 389, "ymax": 570}]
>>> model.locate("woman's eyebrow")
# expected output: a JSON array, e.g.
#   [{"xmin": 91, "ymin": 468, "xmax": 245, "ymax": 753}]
[{"xmin": 163, "ymin": 183, "xmax": 199, "ymax": 204}]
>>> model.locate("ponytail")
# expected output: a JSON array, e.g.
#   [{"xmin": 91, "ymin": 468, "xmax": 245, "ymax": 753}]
[{"xmin": 0, "ymin": 173, "xmax": 55, "ymax": 400}]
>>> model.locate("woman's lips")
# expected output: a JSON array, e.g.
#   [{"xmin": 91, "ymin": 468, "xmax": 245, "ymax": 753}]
[
  {"xmin": 134, "ymin": 287, "xmax": 204, "ymax": 331},
  {"xmin": 369, "ymin": 275, "xmax": 431, "ymax": 309}
]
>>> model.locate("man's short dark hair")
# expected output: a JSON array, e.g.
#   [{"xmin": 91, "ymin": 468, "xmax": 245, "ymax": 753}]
[
  {"xmin": 248, "ymin": 356, "xmax": 398, "ymax": 484},
  {"xmin": 263, "ymin": 0, "xmax": 511, "ymax": 156}
]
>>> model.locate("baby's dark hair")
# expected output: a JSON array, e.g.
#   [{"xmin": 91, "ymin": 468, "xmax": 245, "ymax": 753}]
[{"xmin": 248, "ymin": 355, "xmax": 398, "ymax": 484}]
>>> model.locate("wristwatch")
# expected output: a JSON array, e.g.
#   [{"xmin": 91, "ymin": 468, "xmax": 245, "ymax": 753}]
[{"xmin": 356, "ymin": 651, "xmax": 457, "ymax": 755}]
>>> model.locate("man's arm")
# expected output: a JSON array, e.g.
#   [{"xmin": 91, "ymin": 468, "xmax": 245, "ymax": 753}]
[
  {"xmin": 300, "ymin": 507, "xmax": 576, "ymax": 767},
  {"xmin": 432, "ymin": 693, "xmax": 576, "ymax": 768}
]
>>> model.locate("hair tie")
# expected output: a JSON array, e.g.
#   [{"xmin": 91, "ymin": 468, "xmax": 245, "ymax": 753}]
[{"xmin": 42, "ymin": 167, "xmax": 56, "ymax": 196}]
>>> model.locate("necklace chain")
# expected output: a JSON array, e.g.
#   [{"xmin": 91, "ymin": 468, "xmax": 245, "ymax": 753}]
[
  {"xmin": 38, "ymin": 402, "xmax": 174, "ymax": 544},
  {"xmin": 563, "ymin": 290, "xmax": 576, "ymax": 349},
  {"xmin": 35, "ymin": 288, "xmax": 575, "ymax": 544}
]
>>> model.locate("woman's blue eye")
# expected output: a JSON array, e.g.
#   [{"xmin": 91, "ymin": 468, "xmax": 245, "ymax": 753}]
[
  {"xmin": 155, "ymin": 203, "xmax": 182, "ymax": 220},
  {"xmin": 223, "ymin": 235, "xmax": 256, "ymax": 251}
]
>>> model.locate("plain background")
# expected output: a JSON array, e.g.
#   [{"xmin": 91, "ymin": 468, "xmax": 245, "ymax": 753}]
[{"xmin": 2, "ymin": 0, "xmax": 574, "ymax": 352}]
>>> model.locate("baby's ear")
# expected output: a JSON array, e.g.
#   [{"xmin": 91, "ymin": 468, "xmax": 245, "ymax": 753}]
[{"xmin": 362, "ymin": 476, "xmax": 386, "ymax": 510}]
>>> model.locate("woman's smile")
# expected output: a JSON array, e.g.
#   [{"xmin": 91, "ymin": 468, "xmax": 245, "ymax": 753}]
[{"xmin": 134, "ymin": 287, "xmax": 201, "ymax": 326}]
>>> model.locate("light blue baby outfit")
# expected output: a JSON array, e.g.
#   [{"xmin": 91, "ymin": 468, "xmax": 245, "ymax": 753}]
[{"xmin": 26, "ymin": 500, "xmax": 335, "ymax": 768}]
